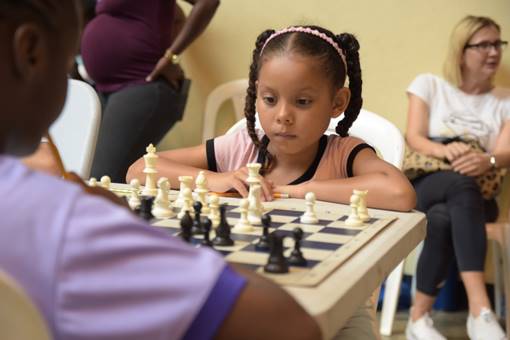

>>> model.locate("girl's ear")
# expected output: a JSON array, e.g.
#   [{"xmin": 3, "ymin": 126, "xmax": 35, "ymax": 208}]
[
  {"xmin": 12, "ymin": 24, "xmax": 46, "ymax": 79},
  {"xmin": 331, "ymin": 87, "xmax": 350, "ymax": 118}
]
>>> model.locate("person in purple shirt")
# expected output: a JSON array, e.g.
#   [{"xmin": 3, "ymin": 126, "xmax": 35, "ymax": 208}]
[
  {"xmin": 0, "ymin": 1, "xmax": 320, "ymax": 339},
  {"xmin": 82, "ymin": 0, "xmax": 219, "ymax": 183}
]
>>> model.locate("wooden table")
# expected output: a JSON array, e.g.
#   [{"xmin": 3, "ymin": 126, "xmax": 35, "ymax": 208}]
[{"xmin": 111, "ymin": 184, "xmax": 426, "ymax": 339}]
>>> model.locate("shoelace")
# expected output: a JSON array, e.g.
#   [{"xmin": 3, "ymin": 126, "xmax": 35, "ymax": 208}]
[{"xmin": 480, "ymin": 310, "xmax": 494, "ymax": 323}]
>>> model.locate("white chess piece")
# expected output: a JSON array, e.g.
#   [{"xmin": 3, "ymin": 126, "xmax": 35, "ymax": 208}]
[
  {"xmin": 208, "ymin": 194, "xmax": 220, "ymax": 228},
  {"xmin": 128, "ymin": 178, "xmax": 141, "ymax": 210},
  {"xmin": 88, "ymin": 177, "xmax": 98, "ymax": 187},
  {"xmin": 194, "ymin": 171, "xmax": 209, "ymax": 214},
  {"xmin": 152, "ymin": 177, "xmax": 175, "ymax": 219},
  {"xmin": 141, "ymin": 144, "xmax": 158, "ymax": 196},
  {"xmin": 233, "ymin": 199, "xmax": 254, "ymax": 232},
  {"xmin": 247, "ymin": 184, "xmax": 264, "ymax": 225},
  {"xmin": 345, "ymin": 191, "xmax": 364, "ymax": 227},
  {"xmin": 300, "ymin": 192, "xmax": 319, "ymax": 224},
  {"xmin": 174, "ymin": 175, "xmax": 193, "ymax": 208},
  {"xmin": 354, "ymin": 189, "xmax": 370, "ymax": 222},
  {"xmin": 177, "ymin": 187, "xmax": 193, "ymax": 219},
  {"xmin": 100, "ymin": 175, "xmax": 111, "ymax": 190},
  {"xmin": 246, "ymin": 163, "xmax": 261, "ymax": 186}
]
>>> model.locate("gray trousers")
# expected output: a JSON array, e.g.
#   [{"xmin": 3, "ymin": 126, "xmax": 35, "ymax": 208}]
[{"xmin": 91, "ymin": 79, "xmax": 190, "ymax": 183}]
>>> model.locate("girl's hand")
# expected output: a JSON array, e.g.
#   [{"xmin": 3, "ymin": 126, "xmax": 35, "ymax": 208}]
[
  {"xmin": 451, "ymin": 151, "xmax": 491, "ymax": 176},
  {"xmin": 434, "ymin": 142, "xmax": 471, "ymax": 162},
  {"xmin": 274, "ymin": 184, "xmax": 306, "ymax": 199},
  {"xmin": 207, "ymin": 168, "xmax": 275, "ymax": 201}
]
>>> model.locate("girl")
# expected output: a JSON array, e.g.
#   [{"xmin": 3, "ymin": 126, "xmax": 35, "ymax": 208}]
[{"xmin": 127, "ymin": 25, "xmax": 416, "ymax": 212}]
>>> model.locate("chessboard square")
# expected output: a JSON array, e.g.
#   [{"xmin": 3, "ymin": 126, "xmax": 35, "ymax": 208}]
[
  {"xmin": 316, "ymin": 211, "xmax": 345, "ymax": 220},
  {"xmin": 327, "ymin": 220, "xmax": 367, "ymax": 229},
  {"xmin": 225, "ymin": 251, "xmax": 267, "ymax": 265},
  {"xmin": 300, "ymin": 240, "xmax": 342, "ymax": 251},
  {"xmin": 366, "ymin": 217, "xmax": 378, "ymax": 224},
  {"xmin": 231, "ymin": 233, "xmax": 260, "ymax": 242},
  {"xmin": 319, "ymin": 227, "xmax": 361, "ymax": 236},
  {"xmin": 268, "ymin": 215, "xmax": 301, "ymax": 224},
  {"xmin": 267, "ymin": 208, "xmax": 303, "ymax": 217},
  {"xmin": 283, "ymin": 248, "xmax": 332, "ymax": 261},
  {"xmin": 226, "ymin": 212, "xmax": 240, "ymax": 219},
  {"xmin": 231, "ymin": 263, "xmax": 261, "ymax": 271},
  {"xmin": 278, "ymin": 223, "xmax": 323, "ymax": 233},
  {"xmin": 290, "ymin": 218, "xmax": 333, "ymax": 226},
  {"xmin": 305, "ymin": 233, "xmax": 353, "ymax": 244},
  {"xmin": 242, "ymin": 244, "xmax": 270, "ymax": 253},
  {"xmin": 278, "ymin": 230, "xmax": 312, "ymax": 243},
  {"xmin": 152, "ymin": 219, "xmax": 181, "ymax": 228},
  {"xmin": 215, "ymin": 241, "xmax": 251, "ymax": 253}
]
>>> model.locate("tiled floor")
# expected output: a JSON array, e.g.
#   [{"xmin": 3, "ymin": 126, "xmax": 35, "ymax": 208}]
[{"xmin": 379, "ymin": 311, "xmax": 470, "ymax": 340}]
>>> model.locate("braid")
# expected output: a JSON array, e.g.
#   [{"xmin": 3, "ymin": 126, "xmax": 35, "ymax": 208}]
[
  {"xmin": 335, "ymin": 33, "xmax": 363, "ymax": 137},
  {"xmin": 244, "ymin": 29, "xmax": 275, "ymax": 175}
]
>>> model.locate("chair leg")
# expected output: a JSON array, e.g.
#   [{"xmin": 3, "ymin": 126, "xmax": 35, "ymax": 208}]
[
  {"xmin": 379, "ymin": 261, "xmax": 404, "ymax": 336},
  {"xmin": 492, "ymin": 240, "xmax": 504, "ymax": 318}
]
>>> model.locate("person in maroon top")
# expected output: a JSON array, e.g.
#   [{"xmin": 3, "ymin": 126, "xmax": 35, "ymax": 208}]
[{"xmin": 82, "ymin": 0, "xmax": 219, "ymax": 183}]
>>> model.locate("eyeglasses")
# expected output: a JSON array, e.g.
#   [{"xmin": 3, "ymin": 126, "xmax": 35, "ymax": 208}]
[{"xmin": 464, "ymin": 40, "xmax": 508, "ymax": 52}]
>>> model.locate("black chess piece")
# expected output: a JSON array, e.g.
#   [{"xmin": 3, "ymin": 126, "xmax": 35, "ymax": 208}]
[
  {"xmin": 212, "ymin": 204, "xmax": 234, "ymax": 246},
  {"xmin": 180, "ymin": 210, "xmax": 193, "ymax": 243},
  {"xmin": 264, "ymin": 232, "xmax": 288, "ymax": 274},
  {"xmin": 201, "ymin": 217, "xmax": 213, "ymax": 247},
  {"xmin": 288, "ymin": 227, "xmax": 307, "ymax": 266},
  {"xmin": 255, "ymin": 213, "xmax": 271, "ymax": 251},
  {"xmin": 191, "ymin": 201, "xmax": 203, "ymax": 235},
  {"xmin": 138, "ymin": 196, "xmax": 154, "ymax": 221}
]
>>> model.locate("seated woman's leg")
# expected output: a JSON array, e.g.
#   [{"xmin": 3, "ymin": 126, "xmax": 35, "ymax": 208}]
[{"xmin": 412, "ymin": 203, "xmax": 453, "ymax": 320}]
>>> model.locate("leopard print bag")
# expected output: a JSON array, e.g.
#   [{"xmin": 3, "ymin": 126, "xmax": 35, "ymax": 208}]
[{"xmin": 403, "ymin": 138, "xmax": 507, "ymax": 200}]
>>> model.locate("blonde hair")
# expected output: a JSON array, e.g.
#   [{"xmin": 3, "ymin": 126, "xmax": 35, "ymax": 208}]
[{"xmin": 443, "ymin": 15, "xmax": 501, "ymax": 87}]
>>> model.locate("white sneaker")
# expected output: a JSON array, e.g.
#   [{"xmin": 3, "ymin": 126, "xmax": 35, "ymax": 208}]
[
  {"xmin": 466, "ymin": 307, "xmax": 506, "ymax": 340},
  {"xmin": 405, "ymin": 312, "xmax": 446, "ymax": 340}
]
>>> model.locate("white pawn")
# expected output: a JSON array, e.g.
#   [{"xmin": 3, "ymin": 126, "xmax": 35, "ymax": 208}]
[
  {"xmin": 100, "ymin": 175, "xmax": 111, "ymax": 190},
  {"xmin": 208, "ymin": 194, "xmax": 220, "ymax": 228},
  {"xmin": 152, "ymin": 177, "xmax": 175, "ymax": 219},
  {"xmin": 128, "ymin": 178, "xmax": 141, "ymax": 210},
  {"xmin": 88, "ymin": 177, "xmax": 98, "ymax": 187},
  {"xmin": 233, "ymin": 199, "xmax": 254, "ymax": 232},
  {"xmin": 177, "ymin": 187, "xmax": 193, "ymax": 219},
  {"xmin": 354, "ymin": 189, "xmax": 370, "ymax": 222},
  {"xmin": 345, "ymin": 191, "xmax": 364, "ymax": 227},
  {"xmin": 247, "ymin": 184, "xmax": 263, "ymax": 225},
  {"xmin": 300, "ymin": 192, "xmax": 319, "ymax": 224},
  {"xmin": 174, "ymin": 175, "xmax": 193, "ymax": 208},
  {"xmin": 194, "ymin": 171, "xmax": 209, "ymax": 214}
]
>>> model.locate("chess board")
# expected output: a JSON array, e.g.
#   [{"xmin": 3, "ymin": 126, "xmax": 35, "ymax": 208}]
[{"xmin": 111, "ymin": 185, "xmax": 397, "ymax": 288}]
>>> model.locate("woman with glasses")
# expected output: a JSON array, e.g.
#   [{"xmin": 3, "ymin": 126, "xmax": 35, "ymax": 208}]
[{"xmin": 405, "ymin": 16, "xmax": 509, "ymax": 340}]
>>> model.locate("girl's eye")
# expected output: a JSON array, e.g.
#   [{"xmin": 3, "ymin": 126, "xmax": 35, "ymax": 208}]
[
  {"xmin": 297, "ymin": 98, "xmax": 312, "ymax": 106},
  {"xmin": 263, "ymin": 96, "xmax": 276, "ymax": 105}
]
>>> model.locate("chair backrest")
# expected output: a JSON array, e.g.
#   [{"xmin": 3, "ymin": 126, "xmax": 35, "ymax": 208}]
[
  {"xmin": 226, "ymin": 108, "xmax": 405, "ymax": 169},
  {"xmin": 0, "ymin": 270, "xmax": 51, "ymax": 340},
  {"xmin": 49, "ymin": 79, "xmax": 101, "ymax": 178},
  {"xmin": 202, "ymin": 79, "xmax": 248, "ymax": 143}
]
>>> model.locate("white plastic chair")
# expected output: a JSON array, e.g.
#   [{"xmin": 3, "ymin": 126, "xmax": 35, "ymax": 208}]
[
  {"xmin": 49, "ymin": 79, "xmax": 101, "ymax": 179},
  {"xmin": 202, "ymin": 79, "xmax": 249, "ymax": 143},
  {"xmin": 228, "ymin": 109, "xmax": 407, "ymax": 335},
  {"xmin": 0, "ymin": 270, "xmax": 51, "ymax": 340}
]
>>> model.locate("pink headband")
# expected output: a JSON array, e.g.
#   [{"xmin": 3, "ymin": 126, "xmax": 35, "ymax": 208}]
[{"xmin": 260, "ymin": 26, "xmax": 347, "ymax": 68}]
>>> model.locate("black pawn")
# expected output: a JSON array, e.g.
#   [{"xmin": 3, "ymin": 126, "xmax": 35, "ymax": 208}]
[
  {"xmin": 138, "ymin": 196, "xmax": 154, "ymax": 221},
  {"xmin": 264, "ymin": 232, "xmax": 288, "ymax": 274},
  {"xmin": 201, "ymin": 217, "xmax": 213, "ymax": 247},
  {"xmin": 180, "ymin": 210, "xmax": 193, "ymax": 243},
  {"xmin": 213, "ymin": 204, "xmax": 234, "ymax": 246},
  {"xmin": 288, "ymin": 227, "xmax": 307, "ymax": 266},
  {"xmin": 191, "ymin": 201, "xmax": 203, "ymax": 235},
  {"xmin": 255, "ymin": 214, "xmax": 271, "ymax": 251}
]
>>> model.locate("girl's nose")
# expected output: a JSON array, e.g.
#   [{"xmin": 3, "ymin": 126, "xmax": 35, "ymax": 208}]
[{"xmin": 276, "ymin": 103, "xmax": 294, "ymax": 124}]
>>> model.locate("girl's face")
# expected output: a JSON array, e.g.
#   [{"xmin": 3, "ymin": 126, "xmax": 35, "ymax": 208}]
[
  {"xmin": 256, "ymin": 53, "xmax": 348, "ymax": 157},
  {"xmin": 462, "ymin": 25, "xmax": 503, "ymax": 80}
]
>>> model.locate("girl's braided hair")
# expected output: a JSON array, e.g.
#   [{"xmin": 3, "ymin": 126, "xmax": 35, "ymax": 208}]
[{"xmin": 244, "ymin": 25, "xmax": 362, "ymax": 174}]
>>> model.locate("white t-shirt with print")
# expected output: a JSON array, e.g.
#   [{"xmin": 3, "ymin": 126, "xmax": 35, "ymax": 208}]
[{"xmin": 407, "ymin": 73, "xmax": 510, "ymax": 151}]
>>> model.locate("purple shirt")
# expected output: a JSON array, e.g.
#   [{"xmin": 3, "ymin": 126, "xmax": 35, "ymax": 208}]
[
  {"xmin": 0, "ymin": 156, "xmax": 246, "ymax": 339},
  {"xmin": 81, "ymin": 0, "xmax": 175, "ymax": 93}
]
